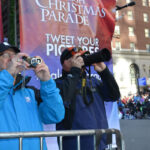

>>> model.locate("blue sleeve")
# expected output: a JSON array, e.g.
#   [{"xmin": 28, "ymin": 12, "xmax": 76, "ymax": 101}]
[
  {"xmin": 0, "ymin": 70, "xmax": 14, "ymax": 108},
  {"xmin": 39, "ymin": 78, "xmax": 65, "ymax": 124}
]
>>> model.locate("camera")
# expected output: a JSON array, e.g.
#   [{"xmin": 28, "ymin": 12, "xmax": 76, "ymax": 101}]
[
  {"xmin": 82, "ymin": 48, "xmax": 111, "ymax": 66},
  {"xmin": 70, "ymin": 47, "xmax": 111, "ymax": 66},
  {"xmin": 22, "ymin": 56, "xmax": 42, "ymax": 67}
]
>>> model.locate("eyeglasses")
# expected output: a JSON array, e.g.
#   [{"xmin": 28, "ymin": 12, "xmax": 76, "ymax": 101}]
[
  {"xmin": 0, "ymin": 53, "xmax": 16, "ymax": 59},
  {"xmin": 68, "ymin": 47, "xmax": 90, "ymax": 56}
]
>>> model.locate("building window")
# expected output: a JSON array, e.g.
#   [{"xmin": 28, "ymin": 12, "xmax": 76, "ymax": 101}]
[
  {"xmin": 143, "ymin": 13, "xmax": 149, "ymax": 22},
  {"xmin": 142, "ymin": 0, "xmax": 149, "ymax": 6},
  {"xmin": 115, "ymin": 41, "xmax": 121, "ymax": 50},
  {"xmin": 130, "ymin": 64, "xmax": 140, "ymax": 93},
  {"xmin": 126, "ymin": 0, "xmax": 131, "ymax": 3},
  {"xmin": 128, "ymin": 27, "xmax": 134, "ymax": 36},
  {"xmin": 127, "ymin": 11, "xmax": 133, "ymax": 20},
  {"xmin": 130, "ymin": 43, "xmax": 135, "ymax": 50},
  {"xmin": 116, "ymin": 11, "xmax": 119, "ymax": 19},
  {"xmin": 149, "ymin": 66, "xmax": 150, "ymax": 76},
  {"xmin": 114, "ymin": 25, "xmax": 120, "ymax": 35},
  {"xmin": 145, "ymin": 29, "xmax": 150, "ymax": 38},
  {"xmin": 146, "ymin": 44, "xmax": 150, "ymax": 51},
  {"xmin": 143, "ymin": 64, "xmax": 146, "ymax": 72}
]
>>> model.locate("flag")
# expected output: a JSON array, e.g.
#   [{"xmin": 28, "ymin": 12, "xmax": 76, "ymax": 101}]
[{"xmin": 138, "ymin": 77, "xmax": 147, "ymax": 86}]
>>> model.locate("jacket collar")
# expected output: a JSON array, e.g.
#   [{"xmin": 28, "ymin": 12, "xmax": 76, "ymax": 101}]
[
  {"xmin": 62, "ymin": 69, "xmax": 86, "ymax": 78},
  {"xmin": 13, "ymin": 74, "xmax": 31, "ymax": 92},
  {"xmin": 62, "ymin": 69, "xmax": 70, "ymax": 77}
]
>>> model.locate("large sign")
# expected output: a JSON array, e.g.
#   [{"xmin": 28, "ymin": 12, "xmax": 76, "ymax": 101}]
[
  {"xmin": 19, "ymin": 0, "xmax": 119, "ymax": 149},
  {"xmin": 19, "ymin": 0, "xmax": 116, "ymax": 76},
  {"xmin": 0, "ymin": 0, "xmax": 3, "ymax": 42}
]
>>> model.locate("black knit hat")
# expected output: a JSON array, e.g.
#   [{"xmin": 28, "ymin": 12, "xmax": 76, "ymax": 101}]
[
  {"xmin": 0, "ymin": 42, "xmax": 20, "ymax": 53},
  {"xmin": 60, "ymin": 48, "xmax": 72, "ymax": 65}
]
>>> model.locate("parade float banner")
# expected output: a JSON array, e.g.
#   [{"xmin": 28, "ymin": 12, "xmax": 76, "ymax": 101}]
[
  {"xmin": 0, "ymin": 0, "xmax": 3, "ymax": 42},
  {"xmin": 19, "ymin": 0, "xmax": 119, "ymax": 148}
]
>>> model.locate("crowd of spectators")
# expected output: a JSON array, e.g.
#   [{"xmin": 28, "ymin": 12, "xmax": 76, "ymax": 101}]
[{"xmin": 118, "ymin": 92, "xmax": 150, "ymax": 120}]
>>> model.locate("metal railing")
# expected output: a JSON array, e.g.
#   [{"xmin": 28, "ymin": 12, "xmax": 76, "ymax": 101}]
[{"xmin": 0, "ymin": 129, "xmax": 123, "ymax": 150}]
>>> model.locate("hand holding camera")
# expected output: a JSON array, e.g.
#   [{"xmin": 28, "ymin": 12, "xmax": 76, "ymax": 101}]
[
  {"xmin": 63, "ymin": 47, "xmax": 111, "ymax": 67},
  {"xmin": 6, "ymin": 53, "xmax": 30, "ymax": 77},
  {"xmin": 22, "ymin": 56, "xmax": 42, "ymax": 68},
  {"xmin": 93, "ymin": 62, "xmax": 106, "ymax": 72},
  {"xmin": 6, "ymin": 53, "xmax": 50, "ymax": 81},
  {"xmin": 71, "ymin": 53, "xmax": 84, "ymax": 69},
  {"xmin": 31, "ymin": 56, "xmax": 51, "ymax": 81},
  {"xmin": 22, "ymin": 55, "xmax": 50, "ymax": 81}
]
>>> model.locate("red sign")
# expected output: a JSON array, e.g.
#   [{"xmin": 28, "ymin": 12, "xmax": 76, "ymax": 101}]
[{"xmin": 19, "ymin": 0, "xmax": 116, "ymax": 56}]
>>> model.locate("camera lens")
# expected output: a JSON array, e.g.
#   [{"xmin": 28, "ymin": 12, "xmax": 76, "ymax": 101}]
[
  {"xmin": 22, "ymin": 56, "xmax": 42, "ymax": 67},
  {"xmin": 30, "ymin": 58, "xmax": 42, "ymax": 67}
]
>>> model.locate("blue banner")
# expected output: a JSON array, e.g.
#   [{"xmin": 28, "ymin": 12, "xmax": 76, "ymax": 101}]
[{"xmin": 138, "ymin": 77, "xmax": 147, "ymax": 86}]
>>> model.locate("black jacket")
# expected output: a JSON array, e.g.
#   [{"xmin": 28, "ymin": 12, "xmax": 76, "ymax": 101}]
[{"xmin": 55, "ymin": 67, "xmax": 120, "ymax": 150}]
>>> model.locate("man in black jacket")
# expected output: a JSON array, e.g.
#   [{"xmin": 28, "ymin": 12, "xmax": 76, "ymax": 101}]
[{"xmin": 55, "ymin": 47, "xmax": 120, "ymax": 150}]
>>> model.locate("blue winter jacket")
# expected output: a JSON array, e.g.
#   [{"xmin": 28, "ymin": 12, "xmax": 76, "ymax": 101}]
[{"xmin": 0, "ymin": 70, "xmax": 65, "ymax": 150}]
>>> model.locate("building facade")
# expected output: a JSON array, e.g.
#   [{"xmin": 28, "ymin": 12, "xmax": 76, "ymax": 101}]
[{"xmin": 112, "ymin": 0, "xmax": 150, "ymax": 97}]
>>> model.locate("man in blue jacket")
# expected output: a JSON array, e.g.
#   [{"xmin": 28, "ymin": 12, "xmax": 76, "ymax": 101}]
[
  {"xmin": 56, "ymin": 47, "xmax": 120, "ymax": 150},
  {"xmin": 0, "ymin": 42, "xmax": 65, "ymax": 150}
]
